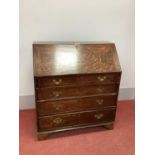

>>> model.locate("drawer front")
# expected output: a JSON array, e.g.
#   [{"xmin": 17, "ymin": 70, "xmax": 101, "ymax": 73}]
[
  {"xmin": 35, "ymin": 74, "xmax": 120, "ymax": 88},
  {"xmin": 36, "ymin": 84, "xmax": 118, "ymax": 101},
  {"xmin": 38, "ymin": 108, "xmax": 116, "ymax": 131},
  {"xmin": 37, "ymin": 95, "xmax": 117, "ymax": 116}
]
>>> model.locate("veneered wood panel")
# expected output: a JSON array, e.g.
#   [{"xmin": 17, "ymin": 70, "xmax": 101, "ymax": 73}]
[
  {"xmin": 37, "ymin": 95, "xmax": 117, "ymax": 116},
  {"xmin": 36, "ymin": 84, "xmax": 118, "ymax": 101},
  {"xmin": 38, "ymin": 108, "xmax": 116, "ymax": 131},
  {"xmin": 33, "ymin": 43, "xmax": 121, "ymax": 77}
]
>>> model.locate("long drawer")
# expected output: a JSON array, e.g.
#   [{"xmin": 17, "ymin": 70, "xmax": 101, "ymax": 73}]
[
  {"xmin": 35, "ymin": 73, "xmax": 120, "ymax": 88},
  {"xmin": 38, "ymin": 108, "xmax": 116, "ymax": 131},
  {"xmin": 36, "ymin": 84, "xmax": 118, "ymax": 101},
  {"xmin": 37, "ymin": 95, "xmax": 117, "ymax": 116}
]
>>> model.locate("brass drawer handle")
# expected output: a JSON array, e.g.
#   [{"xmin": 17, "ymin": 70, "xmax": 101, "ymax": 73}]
[
  {"xmin": 96, "ymin": 99, "xmax": 104, "ymax": 105},
  {"xmin": 52, "ymin": 79, "xmax": 62, "ymax": 85},
  {"xmin": 52, "ymin": 91, "xmax": 61, "ymax": 97},
  {"xmin": 53, "ymin": 104, "xmax": 62, "ymax": 110},
  {"xmin": 97, "ymin": 76, "xmax": 107, "ymax": 82},
  {"xmin": 94, "ymin": 113, "xmax": 104, "ymax": 119},
  {"xmin": 97, "ymin": 88, "xmax": 104, "ymax": 93},
  {"xmin": 53, "ymin": 117, "xmax": 63, "ymax": 124}
]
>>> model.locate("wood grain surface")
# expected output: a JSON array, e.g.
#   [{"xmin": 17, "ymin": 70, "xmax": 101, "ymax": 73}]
[
  {"xmin": 38, "ymin": 108, "xmax": 116, "ymax": 131},
  {"xmin": 33, "ymin": 43, "xmax": 121, "ymax": 77},
  {"xmin": 37, "ymin": 94, "xmax": 117, "ymax": 116}
]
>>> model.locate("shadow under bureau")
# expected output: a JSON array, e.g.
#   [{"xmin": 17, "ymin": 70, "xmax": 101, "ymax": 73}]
[{"xmin": 33, "ymin": 42, "xmax": 121, "ymax": 140}]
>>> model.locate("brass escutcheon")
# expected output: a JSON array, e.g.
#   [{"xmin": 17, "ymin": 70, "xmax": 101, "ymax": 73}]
[
  {"xmin": 97, "ymin": 76, "xmax": 107, "ymax": 82},
  {"xmin": 53, "ymin": 104, "xmax": 62, "ymax": 110},
  {"xmin": 94, "ymin": 113, "xmax": 104, "ymax": 119},
  {"xmin": 53, "ymin": 117, "xmax": 62, "ymax": 124},
  {"xmin": 97, "ymin": 88, "xmax": 104, "ymax": 93},
  {"xmin": 52, "ymin": 79, "xmax": 62, "ymax": 85},
  {"xmin": 96, "ymin": 99, "xmax": 104, "ymax": 105},
  {"xmin": 52, "ymin": 91, "xmax": 61, "ymax": 97}
]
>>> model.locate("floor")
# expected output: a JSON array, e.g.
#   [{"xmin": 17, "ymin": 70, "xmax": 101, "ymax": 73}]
[{"xmin": 19, "ymin": 100, "xmax": 135, "ymax": 155}]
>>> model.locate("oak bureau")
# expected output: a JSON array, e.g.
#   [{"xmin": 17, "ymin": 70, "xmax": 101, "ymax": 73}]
[{"xmin": 33, "ymin": 42, "xmax": 122, "ymax": 140}]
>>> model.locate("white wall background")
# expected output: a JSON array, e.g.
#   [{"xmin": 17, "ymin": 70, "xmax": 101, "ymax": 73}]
[{"xmin": 19, "ymin": 0, "xmax": 134, "ymax": 96}]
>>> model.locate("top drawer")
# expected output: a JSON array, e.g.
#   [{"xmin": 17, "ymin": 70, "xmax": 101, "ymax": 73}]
[{"xmin": 35, "ymin": 73, "xmax": 120, "ymax": 88}]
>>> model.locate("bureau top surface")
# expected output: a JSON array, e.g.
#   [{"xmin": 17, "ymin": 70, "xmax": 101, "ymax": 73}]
[{"xmin": 33, "ymin": 42, "xmax": 121, "ymax": 77}]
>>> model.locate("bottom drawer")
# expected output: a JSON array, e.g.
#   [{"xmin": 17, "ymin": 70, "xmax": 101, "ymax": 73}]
[{"xmin": 38, "ymin": 108, "xmax": 116, "ymax": 131}]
